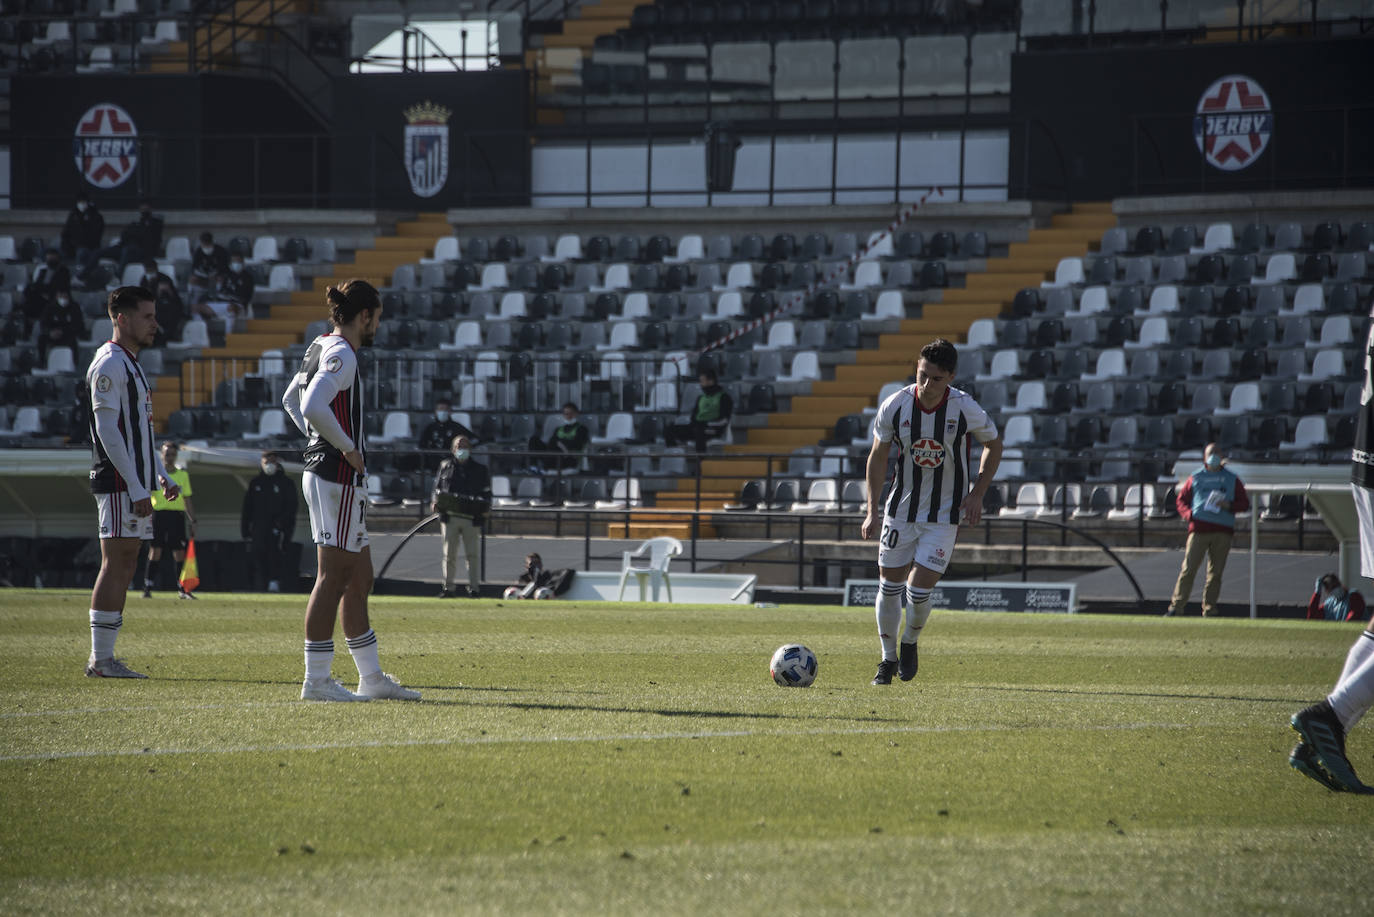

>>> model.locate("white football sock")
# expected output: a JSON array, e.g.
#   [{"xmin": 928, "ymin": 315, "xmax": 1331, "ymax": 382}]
[
  {"xmin": 304, "ymin": 639, "xmax": 333, "ymax": 682},
  {"xmin": 89, "ymin": 609, "xmax": 121, "ymax": 660},
  {"xmin": 902, "ymin": 585, "xmax": 933, "ymax": 644},
  {"xmin": 1328, "ymin": 634, "xmax": 1374, "ymax": 732},
  {"xmin": 1336, "ymin": 631, "xmax": 1374, "ymax": 686},
  {"xmin": 875, "ymin": 579, "xmax": 904, "ymax": 661},
  {"xmin": 346, "ymin": 629, "xmax": 382, "ymax": 680}
]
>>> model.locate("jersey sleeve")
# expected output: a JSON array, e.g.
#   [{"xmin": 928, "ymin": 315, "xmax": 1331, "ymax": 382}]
[
  {"xmin": 88, "ymin": 350, "xmax": 125, "ymax": 416},
  {"xmin": 300, "ymin": 342, "xmax": 358, "ymax": 454},
  {"xmin": 872, "ymin": 390, "xmax": 902, "ymax": 443},
  {"xmin": 282, "ymin": 370, "xmax": 309, "ymax": 436},
  {"xmin": 964, "ymin": 398, "xmax": 999, "ymax": 444}
]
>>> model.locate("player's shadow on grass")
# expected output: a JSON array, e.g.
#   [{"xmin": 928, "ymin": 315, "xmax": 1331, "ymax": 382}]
[
  {"xmin": 974, "ymin": 684, "xmax": 1310, "ymax": 705},
  {"xmin": 409, "ymin": 696, "xmax": 902, "ymax": 723}
]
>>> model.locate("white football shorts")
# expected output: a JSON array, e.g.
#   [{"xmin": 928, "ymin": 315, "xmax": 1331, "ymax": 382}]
[
  {"xmin": 303, "ymin": 474, "xmax": 369, "ymax": 553},
  {"xmin": 94, "ymin": 491, "xmax": 154, "ymax": 541},
  {"xmin": 877, "ymin": 517, "xmax": 958, "ymax": 573},
  {"xmin": 1354, "ymin": 483, "xmax": 1374, "ymax": 579}
]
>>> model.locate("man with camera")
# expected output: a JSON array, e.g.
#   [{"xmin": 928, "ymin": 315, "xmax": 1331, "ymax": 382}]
[{"xmin": 430, "ymin": 435, "xmax": 491, "ymax": 598}]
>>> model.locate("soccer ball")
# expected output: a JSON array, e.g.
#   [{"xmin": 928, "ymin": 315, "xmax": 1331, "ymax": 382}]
[
  {"xmin": 533, "ymin": 586, "xmax": 555, "ymax": 600},
  {"xmin": 770, "ymin": 643, "xmax": 818, "ymax": 688},
  {"xmin": 503, "ymin": 586, "xmax": 523, "ymax": 600}
]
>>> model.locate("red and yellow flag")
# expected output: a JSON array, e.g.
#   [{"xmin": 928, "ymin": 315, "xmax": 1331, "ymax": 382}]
[{"xmin": 178, "ymin": 539, "xmax": 200, "ymax": 594}]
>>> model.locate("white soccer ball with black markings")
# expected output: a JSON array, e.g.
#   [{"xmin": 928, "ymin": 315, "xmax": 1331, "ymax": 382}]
[
  {"xmin": 503, "ymin": 586, "xmax": 523, "ymax": 600},
  {"xmin": 770, "ymin": 643, "xmax": 818, "ymax": 688},
  {"xmin": 533, "ymin": 586, "xmax": 555, "ymax": 600}
]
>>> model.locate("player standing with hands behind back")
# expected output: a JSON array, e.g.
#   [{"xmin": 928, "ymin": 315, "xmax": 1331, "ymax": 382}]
[
  {"xmin": 862, "ymin": 339, "xmax": 1002, "ymax": 686},
  {"xmin": 282, "ymin": 279, "xmax": 419, "ymax": 702},
  {"xmin": 84, "ymin": 286, "xmax": 180, "ymax": 678}
]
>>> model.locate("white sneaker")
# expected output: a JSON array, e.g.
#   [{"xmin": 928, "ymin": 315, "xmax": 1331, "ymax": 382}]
[
  {"xmin": 301, "ymin": 676, "xmax": 370, "ymax": 702},
  {"xmin": 267, "ymin": 580, "xmax": 280, "ymax": 593},
  {"xmin": 357, "ymin": 672, "xmax": 421, "ymax": 700},
  {"xmin": 85, "ymin": 656, "xmax": 148, "ymax": 679}
]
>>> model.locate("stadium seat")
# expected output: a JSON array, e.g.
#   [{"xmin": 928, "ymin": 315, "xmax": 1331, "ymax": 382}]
[
  {"xmin": 1000, "ymin": 482, "xmax": 1047, "ymax": 518},
  {"xmin": 1280, "ymin": 415, "xmax": 1328, "ymax": 455},
  {"xmin": 243, "ymin": 410, "xmax": 287, "ymax": 442},
  {"xmin": 1108, "ymin": 484, "xmax": 1156, "ymax": 520},
  {"xmin": 1192, "ymin": 223, "xmax": 1235, "ymax": 254},
  {"xmin": 779, "ymin": 351, "xmax": 821, "ymax": 383},
  {"xmin": 1253, "ymin": 253, "xmax": 1296, "ymax": 285},
  {"xmin": 1004, "ymin": 380, "xmax": 1046, "ymax": 414},
  {"xmin": 1043, "ymin": 258, "xmax": 1084, "ymax": 289},
  {"xmin": 1216, "ymin": 382, "xmax": 1261, "ymax": 416}
]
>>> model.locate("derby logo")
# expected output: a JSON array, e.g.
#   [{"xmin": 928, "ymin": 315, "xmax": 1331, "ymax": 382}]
[
  {"xmin": 1193, "ymin": 75, "xmax": 1272, "ymax": 171},
  {"xmin": 404, "ymin": 101, "xmax": 452, "ymax": 198},
  {"xmin": 910, "ymin": 438, "xmax": 945, "ymax": 469},
  {"xmin": 73, "ymin": 103, "xmax": 138, "ymax": 189}
]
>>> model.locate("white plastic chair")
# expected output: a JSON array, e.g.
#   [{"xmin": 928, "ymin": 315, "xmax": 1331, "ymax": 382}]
[
  {"xmin": 1000, "ymin": 482, "xmax": 1047, "ymax": 518},
  {"xmin": 616, "ymin": 536, "xmax": 683, "ymax": 602},
  {"xmin": 267, "ymin": 264, "xmax": 295, "ymax": 291},
  {"xmin": 34, "ymin": 346, "xmax": 76, "ymax": 376},
  {"xmin": 780, "ymin": 351, "xmax": 820, "ymax": 382},
  {"xmin": 665, "ymin": 235, "xmax": 703, "ymax": 263},
  {"xmin": 755, "ymin": 321, "xmax": 797, "ymax": 351},
  {"xmin": 250, "ymin": 237, "xmax": 279, "ymax": 264},
  {"xmin": 243, "ymin": 410, "xmax": 287, "ymax": 441},
  {"xmin": 373, "ymin": 411, "xmax": 412, "ymax": 444},
  {"xmin": 714, "ymin": 263, "xmax": 754, "ymax": 291},
  {"xmin": 543, "ymin": 234, "xmax": 582, "ymax": 262},
  {"xmin": 422, "ymin": 236, "xmax": 461, "ymax": 264},
  {"xmin": 966, "ymin": 318, "xmax": 997, "ymax": 348},
  {"xmin": 1253, "ymin": 253, "xmax": 1296, "ymax": 286},
  {"xmin": 440, "ymin": 321, "xmax": 483, "ymax": 351},
  {"xmin": 841, "ymin": 261, "xmax": 883, "ymax": 290},
  {"xmin": 1192, "ymin": 223, "xmax": 1235, "ymax": 254},
  {"xmin": 1042, "ymin": 257, "xmax": 1084, "ymax": 288},
  {"xmin": 591, "ymin": 412, "xmax": 634, "ymax": 444}
]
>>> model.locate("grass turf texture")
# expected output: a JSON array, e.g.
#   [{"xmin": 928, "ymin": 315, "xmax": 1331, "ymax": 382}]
[{"xmin": 1, "ymin": 590, "xmax": 1370, "ymax": 916}]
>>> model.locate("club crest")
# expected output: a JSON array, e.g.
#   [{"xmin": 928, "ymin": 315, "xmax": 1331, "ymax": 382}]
[
  {"xmin": 73, "ymin": 103, "xmax": 138, "ymax": 189},
  {"xmin": 404, "ymin": 100, "xmax": 452, "ymax": 198}
]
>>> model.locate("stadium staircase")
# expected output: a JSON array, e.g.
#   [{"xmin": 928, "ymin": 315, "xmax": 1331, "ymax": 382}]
[
  {"xmin": 611, "ymin": 202, "xmax": 1119, "ymax": 540},
  {"xmin": 150, "ymin": 213, "xmax": 451, "ymax": 427},
  {"xmin": 526, "ymin": 0, "xmax": 640, "ymax": 122},
  {"xmin": 145, "ymin": 0, "xmax": 310, "ymax": 73}
]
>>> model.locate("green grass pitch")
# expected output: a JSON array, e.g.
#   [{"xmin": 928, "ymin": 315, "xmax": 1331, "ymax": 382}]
[{"xmin": 1, "ymin": 589, "xmax": 1370, "ymax": 915}]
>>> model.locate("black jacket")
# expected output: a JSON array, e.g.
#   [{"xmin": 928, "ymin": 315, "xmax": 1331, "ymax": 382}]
[
  {"xmin": 61, "ymin": 205, "xmax": 104, "ymax": 255},
  {"xmin": 39, "ymin": 297, "xmax": 85, "ymax": 350},
  {"xmin": 241, "ymin": 469, "xmax": 298, "ymax": 540},
  {"xmin": 122, "ymin": 212, "xmax": 164, "ymax": 255},
  {"xmin": 420, "ymin": 418, "xmax": 476, "ymax": 453},
  {"xmin": 431, "ymin": 457, "xmax": 492, "ymax": 521},
  {"xmin": 215, "ymin": 269, "xmax": 255, "ymax": 306},
  {"xmin": 191, "ymin": 243, "xmax": 229, "ymax": 281}
]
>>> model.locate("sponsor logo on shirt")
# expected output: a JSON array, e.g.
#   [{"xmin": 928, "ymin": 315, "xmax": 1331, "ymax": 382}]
[{"xmin": 910, "ymin": 438, "xmax": 945, "ymax": 468}]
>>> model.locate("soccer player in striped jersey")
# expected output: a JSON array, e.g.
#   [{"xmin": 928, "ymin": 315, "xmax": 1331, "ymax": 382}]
[
  {"xmin": 282, "ymin": 279, "xmax": 419, "ymax": 702},
  {"xmin": 861, "ymin": 338, "xmax": 1002, "ymax": 685},
  {"xmin": 1289, "ymin": 309, "xmax": 1374, "ymax": 792},
  {"xmin": 84, "ymin": 286, "xmax": 180, "ymax": 678}
]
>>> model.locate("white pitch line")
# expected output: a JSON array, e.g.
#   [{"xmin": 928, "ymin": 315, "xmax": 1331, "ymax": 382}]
[{"xmin": 0, "ymin": 721, "xmax": 1201, "ymax": 763}]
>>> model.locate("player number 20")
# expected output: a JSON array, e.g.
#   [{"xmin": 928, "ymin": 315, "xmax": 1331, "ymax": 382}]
[{"xmin": 880, "ymin": 523, "xmax": 899, "ymax": 549}]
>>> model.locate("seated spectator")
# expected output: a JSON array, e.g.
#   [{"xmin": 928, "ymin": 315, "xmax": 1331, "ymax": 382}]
[
  {"xmin": 139, "ymin": 257, "xmax": 175, "ymax": 298},
  {"xmin": 152, "ymin": 273, "xmax": 185, "ymax": 346},
  {"xmin": 507, "ymin": 552, "xmax": 575, "ymax": 599},
  {"xmin": 38, "ymin": 287, "xmax": 84, "ymax": 363},
  {"xmin": 1307, "ymin": 574, "xmax": 1368, "ymax": 622},
  {"xmin": 22, "ymin": 249, "xmax": 72, "ymax": 332},
  {"xmin": 205, "ymin": 252, "xmax": 255, "ymax": 332},
  {"xmin": 60, "ymin": 192, "xmax": 104, "ymax": 266},
  {"xmin": 665, "ymin": 369, "xmax": 734, "ymax": 455},
  {"xmin": 188, "ymin": 231, "xmax": 229, "ymax": 305},
  {"xmin": 528, "ymin": 401, "xmax": 591, "ymax": 472},
  {"xmin": 418, "ymin": 398, "xmax": 475, "ymax": 470},
  {"xmin": 81, "ymin": 198, "xmax": 163, "ymax": 278}
]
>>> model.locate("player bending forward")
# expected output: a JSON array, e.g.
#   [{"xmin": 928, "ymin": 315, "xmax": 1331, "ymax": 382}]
[
  {"xmin": 282, "ymin": 279, "xmax": 419, "ymax": 702},
  {"xmin": 861, "ymin": 338, "xmax": 1002, "ymax": 686},
  {"xmin": 1288, "ymin": 309, "xmax": 1374, "ymax": 791}
]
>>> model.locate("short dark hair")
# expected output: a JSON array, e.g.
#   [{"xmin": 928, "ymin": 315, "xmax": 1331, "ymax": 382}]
[
  {"xmin": 76, "ymin": 191, "xmax": 90, "ymax": 203},
  {"xmin": 698, "ymin": 368, "xmax": 718, "ymax": 384},
  {"xmin": 920, "ymin": 338, "xmax": 958, "ymax": 375},
  {"xmin": 436, "ymin": 398, "xmax": 452, "ymax": 408},
  {"xmin": 326, "ymin": 279, "xmax": 381, "ymax": 327},
  {"xmin": 199, "ymin": 231, "xmax": 213, "ymax": 244},
  {"xmin": 562, "ymin": 402, "xmax": 579, "ymax": 412},
  {"xmin": 1321, "ymin": 573, "xmax": 1342, "ymax": 591},
  {"xmin": 261, "ymin": 450, "xmax": 279, "ymax": 461},
  {"xmin": 107, "ymin": 285, "xmax": 153, "ymax": 318}
]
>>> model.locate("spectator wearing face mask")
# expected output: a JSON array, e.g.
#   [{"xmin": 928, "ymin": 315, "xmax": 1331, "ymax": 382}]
[
  {"xmin": 241, "ymin": 451, "xmax": 298, "ymax": 593},
  {"xmin": 23, "ymin": 248, "xmax": 72, "ymax": 332},
  {"xmin": 527, "ymin": 401, "xmax": 590, "ymax": 473},
  {"xmin": 208, "ymin": 253, "xmax": 255, "ymax": 332},
  {"xmin": 188, "ymin": 232, "xmax": 229, "ymax": 305},
  {"xmin": 418, "ymin": 399, "xmax": 476, "ymax": 471},
  {"xmin": 430, "ymin": 435, "xmax": 491, "ymax": 598},
  {"xmin": 61, "ymin": 192, "xmax": 104, "ymax": 266},
  {"xmin": 37, "ymin": 285, "xmax": 85, "ymax": 363},
  {"xmin": 1165, "ymin": 442, "xmax": 1250, "ymax": 618}
]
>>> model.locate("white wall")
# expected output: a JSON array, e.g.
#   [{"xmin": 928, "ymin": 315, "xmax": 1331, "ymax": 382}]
[{"xmin": 531, "ymin": 130, "xmax": 1009, "ymax": 208}]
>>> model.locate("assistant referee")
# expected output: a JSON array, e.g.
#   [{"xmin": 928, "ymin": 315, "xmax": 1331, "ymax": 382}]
[{"xmin": 143, "ymin": 440, "xmax": 197, "ymax": 598}]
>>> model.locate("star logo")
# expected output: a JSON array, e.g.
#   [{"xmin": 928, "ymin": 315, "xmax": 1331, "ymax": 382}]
[
  {"xmin": 1193, "ymin": 75, "xmax": 1272, "ymax": 171},
  {"xmin": 910, "ymin": 438, "xmax": 945, "ymax": 468}
]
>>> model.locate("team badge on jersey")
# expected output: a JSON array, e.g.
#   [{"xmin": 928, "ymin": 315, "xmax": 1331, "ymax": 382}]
[
  {"xmin": 1193, "ymin": 75, "xmax": 1272, "ymax": 171},
  {"xmin": 404, "ymin": 100, "xmax": 452, "ymax": 199},
  {"xmin": 73, "ymin": 103, "xmax": 139, "ymax": 189},
  {"xmin": 325, "ymin": 355, "xmax": 342, "ymax": 374},
  {"xmin": 910, "ymin": 438, "xmax": 945, "ymax": 468},
  {"xmin": 96, "ymin": 374, "xmax": 112, "ymax": 393}
]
